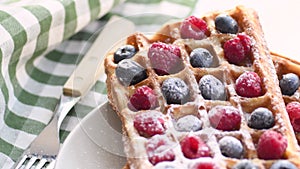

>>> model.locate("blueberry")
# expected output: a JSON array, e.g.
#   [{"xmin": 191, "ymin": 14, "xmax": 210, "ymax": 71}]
[
  {"xmin": 115, "ymin": 59, "xmax": 147, "ymax": 86},
  {"xmin": 270, "ymin": 160, "xmax": 298, "ymax": 169},
  {"xmin": 232, "ymin": 160, "xmax": 259, "ymax": 169},
  {"xmin": 215, "ymin": 14, "xmax": 238, "ymax": 34},
  {"xmin": 219, "ymin": 136, "xmax": 244, "ymax": 159},
  {"xmin": 190, "ymin": 48, "xmax": 214, "ymax": 68},
  {"xmin": 247, "ymin": 107, "xmax": 275, "ymax": 129},
  {"xmin": 199, "ymin": 75, "xmax": 226, "ymax": 100},
  {"xmin": 174, "ymin": 115, "xmax": 202, "ymax": 132},
  {"xmin": 161, "ymin": 78, "xmax": 189, "ymax": 104},
  {"xmin": 279, "ymin": 73, "xmax": 300, "ymax": 96},
  {"xmin": 113, "ymin": 45, "xmax": 137, "ymax": 63}
]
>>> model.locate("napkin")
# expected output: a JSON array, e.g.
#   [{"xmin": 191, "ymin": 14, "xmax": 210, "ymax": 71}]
[{"xmin": 0, "ymin": 0, "xmax": 197, "ymax": 167}]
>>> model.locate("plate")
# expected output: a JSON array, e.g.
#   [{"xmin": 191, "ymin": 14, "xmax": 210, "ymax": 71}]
[{"xmin": 55, "ymin": 102, "xmax": 127, "ymax": 169}]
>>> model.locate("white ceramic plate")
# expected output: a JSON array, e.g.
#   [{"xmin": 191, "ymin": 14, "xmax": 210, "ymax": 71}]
[{"xmin": 55, "ymin": 102, "xmax": 127, "ymax": 169}]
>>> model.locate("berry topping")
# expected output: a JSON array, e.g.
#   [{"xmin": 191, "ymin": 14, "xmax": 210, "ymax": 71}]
[
  {"xmin": 180, "ymin": 135, "xmax": 210, "ymax": 159},
  {"xmin": 180, "ymin": 16, "xmax": 208, "ymax": 40},
  {"xmin": 232, "ymin": 160, "xmax": 259, "ymax": 169},
  {"xmin": 235, "ymin": 71, "xmax": 262, "ymax": 97},
  {"xmin": 223, "ymin": 34, "xmax": 252, "ymax": 64},
  {"xmin": 199, "ymin": 75, "xmax": 226, "ymax": 101},
  {"xmin": 133, "ymin": 110, "xmax": 165, "ymax": 137},
  {"xmin": 113, "ymin": 45, "xmax": 137, "ymax": 63},
  {"xmin": 270, "ymin": 160, "xmax": 298, "ymax": 169},
  {"xmin": 115, "ymin": 59, "xmax": 147, "ymax": 86},
  {"xmin": 215, "ymin": 14, "xmax": 238, "ymax": 34},
  {"xmin": 161, "ymin": 78, "xmax": 190, "ymax": 104},
  {"xmin": 146, "ymin": 135, "xmax": 175, "ymax": 165},
  {"xmin": 128, "ymin": 86, "xmax": 158, "ymax": 111},
  {"xmin": 286, "ymin": 101, "xmax": 300, "ymax": 132},
  {"xmin": 219, "ymin": 136, "xmax": 244, "ymax": 159},
  {"xmin": 208, "ymin": 106, "xmax": 241, "ymax": 131},
  {"xmin": 247, "ymin": 107, "xmax": 275, "ymax": 129},
  {"xmin": 190, "ymin": 48, "xmax": 214, "ymax": 68},
  {"xmin": 148, "ymin": 42, "xmax": 183, "ymax": 75},
  {"xmin": 257, "ymin": 130, "xmax": 287, "ymax": 160},
  {"xmin": 190, "ymin": 160, "xmax": 219, "ymax": 169},
  {"xmin": 174, "ymin": 115, "xmax": 202, "ymax": 132},
  {"xmin": 279, "ymin": 73, "xmax": 300, "ymax": 96}
]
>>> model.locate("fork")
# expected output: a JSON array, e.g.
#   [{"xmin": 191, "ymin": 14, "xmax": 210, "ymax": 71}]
[{"xmin": 12, "ymin": 16, "xmax": 135, "ymax": 169}]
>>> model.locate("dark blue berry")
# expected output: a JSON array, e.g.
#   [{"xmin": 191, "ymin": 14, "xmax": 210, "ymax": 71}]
[
  {"xmin": 215, "ymin": 14, "xmax": 238, "ymax": 34},
  {"xmin": 174, "ymin": 115, "xmax": 202, "ymax": 132},
  {"xmin": 270, "ymin": 160, "xmax": 298, "ymax": 169},
  {"xmin": 247, "ymin": 107, "xmax": 275, "ymax": 129},
  {"xmin": 279, "ymin": 73, "xmax": 300, "ymax": 96},
  {"xmin": 113, "ymin": 45, "xmax": 136, "ymax": 63},
  {"xmin": 115, "ymin": 59, "xmax": 147, "ymax": 86},
  {"xmin": 232, "ymin": 160, "xmax": 259, "ymax": 169},
  {"xmin": 190, "ymin": 48, "xmax": 214, "ymax": 68},
  {"xmin": 199, "ymin": 75, "xmax": 226, "ymax": 100},
  {"xmin": 219, "ymin": 136, "xmax": 244, "ymax": 159},
  {"xmin": 161, "ymin": 78, "xmax": 189, "ymax": 104}
]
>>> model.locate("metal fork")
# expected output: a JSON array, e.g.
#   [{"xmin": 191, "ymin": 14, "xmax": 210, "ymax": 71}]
[{"xmin": 11, "ymin": 16, "xmax": 135, "ymax": 169}]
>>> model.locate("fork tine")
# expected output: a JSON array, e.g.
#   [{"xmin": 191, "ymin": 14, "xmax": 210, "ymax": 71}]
[
  {"xmin": 35, "ymin": 158, "xmax": 47, "ymax": 169},
  {"xmin": 46, "ymin": 160, "xmax": 56, "ymax": 169},
  {"xmin": 14, "ymin": 155, "xmax": 28, "ymax": 169},
  {"xmin": 24, "ymin": 156, "xmax": 37, "ymax": 169}
]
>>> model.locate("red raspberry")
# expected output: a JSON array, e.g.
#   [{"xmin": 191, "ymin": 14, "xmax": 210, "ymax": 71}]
[
  {"xmin": 180, "ymin": 135, "xmax": 210, "ymax": 159},
  {"xmin": 128, "ymin": 86, "xmax": 158, "ymax": 111},
  {"xmin": 286, "ymin": 101, "xmax": 300, "ymax": 132},
  {"xmin": 235, "ymin": 71, "xmax": 262, "ymax": 97},
  {"xmin": 190, "ymin": 160, "xmax": 220, "ymax": 169},
  {"xmin": 133, "ymin": 110, "xmax": 165, "ymax": 137},
  {"xmin": 146, "ymin": 135, "xmax": 175, "ymax": 165},
  {"xmin": 223, "ymin": 34, "xmax": 252, "ymax": 64},
  {"xmin": 180, "ymin": 15, "xmax": 208, "ymax": 40},
  {"xmin": 257, "ymin": 130, "xmax": 287, "ymax": 160},
  {"xmin": 208, "ymin": 106, "xmax": 241, "ymax": 131},
  {"xmin": 148, "ymin": 42, "xmax": 183, "ymax": 75}
]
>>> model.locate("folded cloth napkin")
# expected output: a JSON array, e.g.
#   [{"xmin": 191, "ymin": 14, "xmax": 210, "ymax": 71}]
[{"xmin": 0, "ymin": 0, "xmax": 197, "ymax": 167}]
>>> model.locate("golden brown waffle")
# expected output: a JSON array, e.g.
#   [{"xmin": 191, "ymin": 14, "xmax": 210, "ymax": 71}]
[
  {"xmin": 272, "ymin": 52, "xmax": 300, "ymax": 146},
  {"xmin": 105, "ymin": 6, "xmax": 300, "ymax": 169}
]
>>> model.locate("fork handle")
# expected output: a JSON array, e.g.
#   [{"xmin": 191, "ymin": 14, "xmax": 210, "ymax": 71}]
[{"xmin": 63, "ymin": 16, "xmax": 135, "ymax": 97}]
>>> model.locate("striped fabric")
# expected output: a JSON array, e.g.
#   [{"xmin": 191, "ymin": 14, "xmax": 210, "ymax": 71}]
[{"xmin": 0, "ymin": 0, "xmax": 197, "ymax": 167}]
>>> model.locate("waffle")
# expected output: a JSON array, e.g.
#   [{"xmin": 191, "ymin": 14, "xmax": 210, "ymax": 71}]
[
  {"xmin": 271, "ymin": 52, "xmax": 300, "ymax": 146},
  {"xmin": 104, "ymin": 6, "xmax": 300, "ymax": 169}
]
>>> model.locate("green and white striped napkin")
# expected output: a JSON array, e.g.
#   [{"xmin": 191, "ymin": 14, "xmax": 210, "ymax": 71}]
[{"xmin": 0, "ymin": 0, "xmax": 197, "ymax": 168}]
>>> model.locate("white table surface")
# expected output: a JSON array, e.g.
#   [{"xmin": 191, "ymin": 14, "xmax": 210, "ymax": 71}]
[{"xmin": 195, "ymin": 0, "xmax": 300, "ymax": 60}]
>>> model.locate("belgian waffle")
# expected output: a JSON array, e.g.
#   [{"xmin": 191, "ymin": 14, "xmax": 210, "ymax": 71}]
[{"xmin": 104, "ymin": 6, "xmax": 300, "ymax": 169}]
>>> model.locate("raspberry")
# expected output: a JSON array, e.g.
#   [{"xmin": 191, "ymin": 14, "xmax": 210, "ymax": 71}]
[
  {"xmin": 235, "ymin": 71, "xmax": 262, "ymax": 97},
  {"xmin": 208, "ymin": 106, "xmax": 241, "ymax": 131},
  {"xmin": 128, "ymin": 86, "xmax": 158, "ymax": 111},
  {"xmin": 180, "ymin": 16, "xmax": 208, "ymax": 40},
  {"xmin": 190, "ymin": 160, "xmax": 219, "ymax": 169},
  {"xmin": 146, "ymin": 135, "xmax": 175, "ymax": 165},
  {"xmin": 257, "ymin": 130, "xmax": 287, "ymax": 160},
  {"xmin": 223, "ymin": 34, "xmax": 252, "ymax": 64},
  {"xmin": 133, "ymin": 110, "xmax": 165, "ymax": 137},
  {"xmin": 148, "ymin": 42, "xmax": 183, "ymax": 75},
  {"xmin": 286, "ymin": 101, "xmax": 300, "ymax": 132},
  {"xmin": 180, "ymin": 135, "xmax": 210, "ymax": 159}
]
